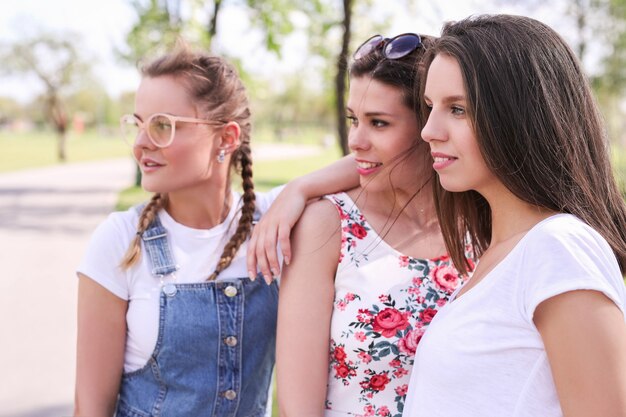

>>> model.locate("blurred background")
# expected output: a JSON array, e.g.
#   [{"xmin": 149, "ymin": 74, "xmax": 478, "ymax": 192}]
[{"xmin": 0, "ymin": 0, "xmax": 624, "ymax": 416}]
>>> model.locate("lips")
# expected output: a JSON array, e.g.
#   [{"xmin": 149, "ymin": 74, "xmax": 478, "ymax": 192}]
[
  {"xmin": 140, "ymin": 157, "xmax": 165, "ymax": 172},
  {"xmin": 355, "ymin": 159, "xmax": 383, "ymax": 176},
  {"xmin": 431, "ymin": 152, "xmax": 457, "ymax": 170},
  {"xmin": 356, "ymin": 160, "xmax": 383, "ymax": 170}
]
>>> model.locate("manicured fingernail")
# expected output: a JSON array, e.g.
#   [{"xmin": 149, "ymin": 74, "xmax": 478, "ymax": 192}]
[
  {"xmin": 284, "ymin": 256, "xmax": 290, "ymax": 266},
  {"xmin": 263, "ymin": 274, "xmax": 272, "ymax": 283},
  {"xmin": 249, "ymin": 270, "xmax": 256, "ymax": 281}
]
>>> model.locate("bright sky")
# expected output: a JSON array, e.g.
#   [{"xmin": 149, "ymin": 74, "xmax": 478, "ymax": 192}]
[{"xmin": 0, "ymin": 0, "xmax": 572, "ymax": 103}]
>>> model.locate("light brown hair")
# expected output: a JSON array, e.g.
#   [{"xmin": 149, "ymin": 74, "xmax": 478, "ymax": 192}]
[{"xmin": 121, "ymin": 42, "xmax": 255, "ymax": 280}]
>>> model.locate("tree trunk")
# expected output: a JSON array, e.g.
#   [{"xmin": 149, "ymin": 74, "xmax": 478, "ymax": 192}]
[
  {"xmin": 208, "ymin": 0, "xmax": 223, "ymax": 50},
  {"xmin": 57, "ymin": 131, "xmax": 67, "ymax": 162},
  {"xmin": 335, "ymin": 0, "xmax": 353, "ymax": 156},
  {"xmin": 49, "ymin": 96, "xmax": 68, "ymax": 162}
]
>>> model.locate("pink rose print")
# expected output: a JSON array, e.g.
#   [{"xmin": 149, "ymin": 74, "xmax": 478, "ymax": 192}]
[
  {"xmin": 358, "ymin": 351, "xmax": 373, "ymax": 364},
  {"xmin": 419, "ymin": 307, "xmax": 438, "ymax": 324},
  {"xmin": 368, "ymin": 373, "xmax": 391, "ymax": 392},
  {"xmin": 333, "ymin": 345, "xmax": 347, "ymax": 362},
  {"xmin": 398, "ymin": 328, "xmax": 425, "ymax": 356},
  {"xmin": 432, "ymin": 264, "xmax": 461, "ymax": 293},
  {"xmin": 399, "ymin": 255, "xmax": 409, "ymax": 267},
  {"xmin": 388, "ymin": 359, "xmax": 401, "ymax": 368},
  {"xmin": 350, "ymin": 223, "xmax": 368, "ymax": 239},
  {"xmin": 357, "ymin": 308, "xmax": 374, "ymax": 324},
  {"xmin": 378, "ymin": 405, "xmax": 391, "ymax": 416},
  {"xmin": 395, "ymin": 384, "xmax": 408, "ymax": 396},
  {"xmin": 334, "ymin": 362, "xmax": 352, "ymax": 378},
  {"xmin": 393, "ymin": 367, "xmax": 408, "ymax": 378},
  {"xmin": 371, "ymin": 308, "xmax": 409, "ymax": 338},
  {"xmin": 355, "ymin": 331, "xmax": 366, "ymax": 342}
]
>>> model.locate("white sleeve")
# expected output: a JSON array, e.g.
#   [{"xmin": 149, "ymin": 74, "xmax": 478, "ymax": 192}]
[
  {"xmin": 254, "ymin": 184, "xmax": 286, "ymax": 216},
  {"xmin": 520, "ymin": 218, "xmax": 626, "ymax": 323},
  {"xmin": 76, "ymin": 211, "xmax": 137, "ymax": 300}
]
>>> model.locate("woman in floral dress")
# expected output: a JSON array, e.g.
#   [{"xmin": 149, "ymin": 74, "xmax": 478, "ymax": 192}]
[{"xmin": 274, "ymin": 33, "xmax": 473, "ymax": 417}]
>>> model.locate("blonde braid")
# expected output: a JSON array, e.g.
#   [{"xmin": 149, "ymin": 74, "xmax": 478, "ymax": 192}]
[
  {"xmin": 208, "ymin": 142, "xmax": 255, "ymax": 280},
  {"xmin": 120, "ymin": 193, "xmax": 166, "ymax": 269}
]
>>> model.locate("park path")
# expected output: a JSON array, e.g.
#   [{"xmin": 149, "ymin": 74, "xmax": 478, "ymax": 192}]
[{"xmin": 0, "ymin": 143, "xmax": 320, "ymax": 417}]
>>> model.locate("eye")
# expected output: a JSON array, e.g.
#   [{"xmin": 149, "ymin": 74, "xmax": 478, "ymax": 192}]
[
  {"xmin": 371, "ymin": 119, "xmax": 388, "ymax": 128},
  {"xmin": 451, "ymin": 105, "xmax": 465, "ymax": 116},
  {"xmin": 346, "ymin": 115, "xmax": 358, "ymax": 127},
  {"xmin": 151, "ymin": 115, "xmax": 173, "ymax": 132}
]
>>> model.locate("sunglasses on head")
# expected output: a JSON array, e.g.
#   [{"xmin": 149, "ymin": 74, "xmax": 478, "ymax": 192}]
[{"xmin": 353, "ymin": 33, "xmax": 423, "ymax": 61}]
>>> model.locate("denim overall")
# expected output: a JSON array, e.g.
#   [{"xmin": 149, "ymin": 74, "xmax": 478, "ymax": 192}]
[{"xmin": 115, "ymin": 207, "xmax": 278, "ymax": 417}]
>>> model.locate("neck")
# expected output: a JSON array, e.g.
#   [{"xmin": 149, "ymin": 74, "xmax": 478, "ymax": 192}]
[
  {"xmin": 165, "ymin": 187, "xmax": 231, "ymax": 229},
  {"xmin": 485, "ymin": 186, "xmax": 557, "ymax": 245},
  {"xmin": 358, "ymin": 176, "xmax": 437, "ymax": 229}
]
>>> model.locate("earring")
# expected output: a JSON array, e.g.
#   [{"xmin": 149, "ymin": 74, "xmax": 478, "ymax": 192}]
[{"xmin": 217, "ymin": 149, "xmax": 226, "ymax": 164}]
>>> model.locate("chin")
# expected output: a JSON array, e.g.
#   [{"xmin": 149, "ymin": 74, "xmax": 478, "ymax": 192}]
[
  {"xmin": 141, "ymin": 179, "xmax": 167, "ymax": 194},
  {"xmin": 439, "ymin": 179, "xmax": 471, "ymax": 193}
]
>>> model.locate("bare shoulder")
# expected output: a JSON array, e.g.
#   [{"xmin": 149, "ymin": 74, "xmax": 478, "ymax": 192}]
[
  {"xmin": 296, "ymin": 197, "xmax": 340, "ymax": 233},
  {"xmin": 291, "ymin": 197, "xmax": 341, "ymax": 256}
]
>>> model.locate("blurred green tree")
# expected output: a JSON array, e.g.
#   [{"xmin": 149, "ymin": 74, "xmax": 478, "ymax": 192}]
[{"xmin": 0, "ymin": 32, "xmax": 91, "ymax": 161}]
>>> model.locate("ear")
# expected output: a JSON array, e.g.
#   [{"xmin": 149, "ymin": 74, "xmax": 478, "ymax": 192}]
[{"xmin": 218, "ymin": 121, "xmax": 241, "ymax": 154}]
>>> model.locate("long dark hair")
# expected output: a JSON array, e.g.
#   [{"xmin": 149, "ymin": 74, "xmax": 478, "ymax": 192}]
[{"xmin": 420, "ymin": 14, "xmax": 626, "ymax": 275}]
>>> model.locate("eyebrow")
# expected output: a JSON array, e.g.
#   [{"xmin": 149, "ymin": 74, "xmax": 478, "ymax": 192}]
[
  {"xmin": 423, "ymin": 94, "xmax": 467, "ymax": 104},
  {"xmin": 346, "ymin": 106, "xmax": 394, "ymax": 117}
]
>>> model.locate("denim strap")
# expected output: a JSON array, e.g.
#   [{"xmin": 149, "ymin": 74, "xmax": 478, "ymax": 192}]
[{"xmin": 134, "ymin": 203, "xmax": 179, "ymax": 276}]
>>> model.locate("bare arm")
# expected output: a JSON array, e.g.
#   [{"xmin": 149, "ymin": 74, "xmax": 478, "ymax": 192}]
[
  {"xmin": 276, "ymin": 199, "xmax": 341, "ymax": 417},
  {"xmin": 534, "ymin": 290, "xmax": 626, "ymax": 417},
  {"xmin": 247, "ymin": 154, "xmax": 357, "ymax": 283},
  {"xmin": 74, "ymin": 274, "xmax": 128, "ymax": 417}
]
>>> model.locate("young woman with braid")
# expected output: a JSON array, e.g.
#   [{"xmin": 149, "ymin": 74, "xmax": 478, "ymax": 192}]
[{"xmin": 74, "ymin": 43, "xmax": 357, "ymax": 417}]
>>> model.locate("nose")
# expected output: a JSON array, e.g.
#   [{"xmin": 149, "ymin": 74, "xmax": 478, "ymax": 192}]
[
  {"xmin": 133, "ymin": 128, "xmax": 156, "ymax": 150},
  {"xmin": 348, "ymin": 124, "xmax": 371, "ymax": 153},
  {"xmin": 421, "ymin": 109, "xmax": 445, "ymax": 144}
]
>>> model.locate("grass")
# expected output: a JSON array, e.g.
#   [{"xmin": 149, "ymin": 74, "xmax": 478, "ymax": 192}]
[{"xmin": 0, "ymin": 129, "xmax": 130, "ymax": 173}]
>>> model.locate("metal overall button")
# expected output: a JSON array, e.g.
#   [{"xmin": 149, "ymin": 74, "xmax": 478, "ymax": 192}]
[
  {"xmin": 224, "ymin": 336, "xmax": 238, "ymax": 347},
  {"xmin": 223, "ymin": 389, "xmax": 237, "ymax": 400},
  {"xmin": 162, "ymin": 283, "xmax": 177, "ymax": 297},
  {"xmin": 223, "ymin": 285, "xmax": 238, "ymax": 297}
]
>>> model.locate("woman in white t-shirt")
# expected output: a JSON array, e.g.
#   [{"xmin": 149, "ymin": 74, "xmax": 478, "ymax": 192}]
[
  {"xmin": 73, "ymin": 41, "xmax": 356, "ymax": 417},
  {"xmin": 403, "ymin": 14, "xmax": 626, "ymax": 416}
]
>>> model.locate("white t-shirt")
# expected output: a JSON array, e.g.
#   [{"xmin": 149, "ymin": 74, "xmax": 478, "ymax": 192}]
[
  {"xmin": 77, "ymin": 188, "xmax": 282, "ymax": 372},
  {"xmin": 403, "ymin": 214, "xmax": 626, "ymax": 417}
]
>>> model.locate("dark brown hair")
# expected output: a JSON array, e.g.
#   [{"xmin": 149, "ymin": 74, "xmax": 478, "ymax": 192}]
[
  {"xmin": 350, "ymin": 34, "xmax": 435, "ymax": 123},
  {"xmin": 121, "ymin": 42, "xmax": 255, "ymax": 280},
  {"xmin": 420, "ymin": 14, "xmax": 626, "ymax": 274}
]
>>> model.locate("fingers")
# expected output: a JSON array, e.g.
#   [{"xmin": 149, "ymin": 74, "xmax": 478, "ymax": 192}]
[
  {"xmin": 278, "ymin": 223, "xmax": 292, "ymax": 267},
  {"xmin": 247, "ymin": 219, "xmax": 280, "ymax": 285},
  {"xmin": 256, "ymin": 227, "xmax": 278, "ymax": 285}
]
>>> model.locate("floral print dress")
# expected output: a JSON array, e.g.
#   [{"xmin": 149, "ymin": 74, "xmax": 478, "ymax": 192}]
[{"xmin": 323, "ymin": 192, "xmax": 470, "ymax": 417}]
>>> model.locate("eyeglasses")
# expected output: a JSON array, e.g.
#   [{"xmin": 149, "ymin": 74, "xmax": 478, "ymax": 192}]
[
  {"xmin": 353, "ymin": 33, "xmax": 423, "ymax": 61},
  {"xmin": 120, "ymin": 113, "xmax": 225, "ymax": 148}
]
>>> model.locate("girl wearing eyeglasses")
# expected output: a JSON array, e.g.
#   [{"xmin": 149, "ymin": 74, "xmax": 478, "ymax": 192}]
[
  {"xmin": 402, "ymin": 14, "xmax": 626, "ymax": 416},
  {"xmin": 73, "ymin": 43, "xmax": 357, "ymax": 417},
  {"xmin": 272, "ymin": 34, "xmax": 473, "ymax": 417}
]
